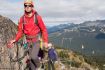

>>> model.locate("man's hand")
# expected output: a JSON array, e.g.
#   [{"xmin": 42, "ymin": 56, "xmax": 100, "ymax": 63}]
[
  {"xmin": 43, "ymin": 42, "xmax": 49, "ymax": 52},
  {"xmin": 7, "ymin": 39, "xmax": 16, "ymax": 48},
  {"xmin": 43, "ymin": 42, "xmax": 48, "ymax": 49}
]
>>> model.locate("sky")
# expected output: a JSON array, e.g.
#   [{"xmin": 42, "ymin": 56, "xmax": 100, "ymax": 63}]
[{"xmin": 0, "ymin": 0, "xmax": 105, "ymax": 26}]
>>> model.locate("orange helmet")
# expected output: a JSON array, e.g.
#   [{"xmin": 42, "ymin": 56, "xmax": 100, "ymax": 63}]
[{"xmin": 24, "ymin": 0, "xmax": 34, "ymax": 6}]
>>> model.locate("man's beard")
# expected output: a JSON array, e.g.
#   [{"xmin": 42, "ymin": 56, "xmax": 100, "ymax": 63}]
[{"xmin": 25, "ymin": 10, "xmax": 32, "ymax": 14}]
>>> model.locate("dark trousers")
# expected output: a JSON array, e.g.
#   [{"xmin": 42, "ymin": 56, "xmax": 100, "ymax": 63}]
[
  {"xmin": 27, "ymin": 41, "xmax": 40, "ymax": 70},
  {"xmin": 48, "ymin": 59, "xmax": 55, "ymax": 70}
]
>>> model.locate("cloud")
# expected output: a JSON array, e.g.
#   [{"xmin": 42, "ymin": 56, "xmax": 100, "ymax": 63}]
[
  {"xmin": 0, "ymin": 0, "xmax": 23, "ymax": 23},
  {"xmin": 37, "ymin": 0, "xmax": 105, "ymax": 25},
  {"xmin": 0, "ymin": 0, "xmax": 105, "ymax": 26}
]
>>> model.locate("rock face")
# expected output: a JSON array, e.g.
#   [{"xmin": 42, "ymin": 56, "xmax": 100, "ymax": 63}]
[
  {"xmin": 0, "ymin": 15, "xmax": 17, "ymax": 69},
  {"xmin": 0, "ymin": 15, "xmax": 17, "ymax": 45}
]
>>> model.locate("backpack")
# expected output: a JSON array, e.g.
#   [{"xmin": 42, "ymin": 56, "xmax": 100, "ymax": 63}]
[
  {"xmin": 48, "ymin": 48, "xmax": 57, "ymax": 61},
  {"xmin": 38, "ymin": 48, "xmax": 44, "ymax": 59}
]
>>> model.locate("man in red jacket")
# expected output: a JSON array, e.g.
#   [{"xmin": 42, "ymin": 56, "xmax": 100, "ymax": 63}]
[{"xmin": 8, "ymin": 0, "xmax": 48, "ymax": 69}]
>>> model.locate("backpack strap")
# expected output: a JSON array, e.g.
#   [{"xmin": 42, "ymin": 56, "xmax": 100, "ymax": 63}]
[
  {"xmin": 34, "ymin": 12, "xmax": 38, "ymax": 25},
  {"xmin": 22, "ymin": 15, "xmax": 25, "ymax": 33},
  {"xmin": 34, "ymin": 12, "xmax": 42, "ymax": 36}
]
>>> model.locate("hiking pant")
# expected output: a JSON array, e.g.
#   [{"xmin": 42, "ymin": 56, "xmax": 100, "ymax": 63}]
[
  {"xmin": 48, "ymin": 59, "xmax": 55, "ymax": 70},
  {"xmin": 27, "ymin": 41, "xmax": 40, "ymax": 70}
]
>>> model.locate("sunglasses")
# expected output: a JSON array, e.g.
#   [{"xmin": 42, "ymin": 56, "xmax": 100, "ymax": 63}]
[{"xmin": 24, "ymin": 4, "xmax": 33, "ymax": 7}]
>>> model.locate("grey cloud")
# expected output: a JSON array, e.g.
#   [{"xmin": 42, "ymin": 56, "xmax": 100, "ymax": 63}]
[{"xmin": 0, "ymin": 0, "xmax": 105, "ymax": 26}]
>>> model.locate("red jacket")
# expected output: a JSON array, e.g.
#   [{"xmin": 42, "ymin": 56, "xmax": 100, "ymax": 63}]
[{"xmin": 15, "ymin": 10, "xmax": 48, "ymax": 43}]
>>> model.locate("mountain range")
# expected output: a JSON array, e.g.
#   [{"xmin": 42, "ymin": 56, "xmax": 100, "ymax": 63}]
[{"xmin": 48, "ymin": 20, "xmax": 105, "ymax": 56}]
